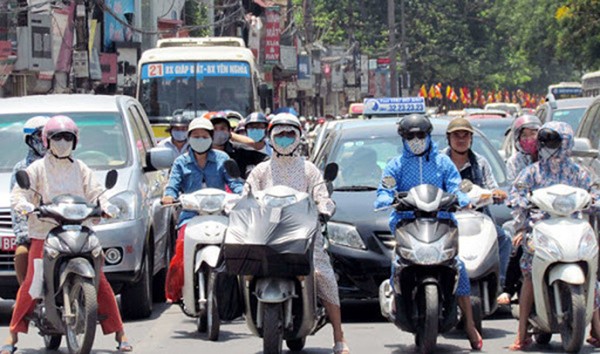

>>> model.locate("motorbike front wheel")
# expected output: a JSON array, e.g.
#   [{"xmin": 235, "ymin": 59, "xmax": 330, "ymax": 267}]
[
  {"xmin": 416, "ymin": 284, "xmax": 438, "ymax": 354},
  {"xmin": 206, "ymin": 271, "xmax": 220, "ymax": 341},
  {"xmin": 43, "ymin": 334, "xmax": 62, "ymax": 350},
  {"xmin": 286, "ymin": 337, "xmax": 306, "ymax": 351},
  {"xmin": 263, "ymin": 303, "xmax": 284, "ymax": 354},
  {"xmin": 558, "ymin": 282, "xmax": 586, "ymax": 353},
  {"xmin": 65, "ymin": 276, "xmax": 98, "ymax": 354}
]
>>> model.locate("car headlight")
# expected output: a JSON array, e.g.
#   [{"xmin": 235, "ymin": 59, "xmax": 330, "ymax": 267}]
[
  {"xmin": 102, "ymin": 191, "xmax": 136, "ymax": 224},
  {"xmin": 263, "ymin": 195, "xmax": 297, "ymax": 208},
  {"xmin": 326, "ymin": 222, "xmax": 366, "ymax": 249},
  {"xmin": 552, "ymin": 193, "xmax": 577, "ymax": 215},
  {"xmin": 578, "ymin": 228, "xmax": 598, "ymax": 259},
  {"xmin": 533, "ymin": 230, "xmax": 562, "ymax": 260},
  {"xmin": 51, "ymin": 203, "xmax": 93, "ymax": 221}
]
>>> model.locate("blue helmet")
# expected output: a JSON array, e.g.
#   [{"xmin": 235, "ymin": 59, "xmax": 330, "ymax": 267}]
[{"xmin": 245, "ymin": 112, "xmax": 268, "ymax": 125}]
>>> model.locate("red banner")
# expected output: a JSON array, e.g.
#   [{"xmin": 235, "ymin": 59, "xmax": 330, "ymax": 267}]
[{"xmin": 264, "ymin": 6, "xmax": 280, "ymax": 64}]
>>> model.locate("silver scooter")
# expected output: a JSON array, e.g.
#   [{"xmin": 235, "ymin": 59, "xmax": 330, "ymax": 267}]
[
  {"xmin": 222, "ymin": 161, "xmax": 338, "ymax": 354},
  {"xmin": 15, "ymin": 169, "xmax": 117, "ymax": 354}
]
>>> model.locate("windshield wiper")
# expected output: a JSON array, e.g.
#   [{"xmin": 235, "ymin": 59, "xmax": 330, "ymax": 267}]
[{"xmin": 333, "ymin": 185, "xmax": 378, "ymax": 191}]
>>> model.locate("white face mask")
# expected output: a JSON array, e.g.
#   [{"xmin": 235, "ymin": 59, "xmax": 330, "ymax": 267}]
[
  {"xmin": 539, "ymin": 147, "xmax": 559, "ymax": 161},
  {"xmin": 189, "ymin": 137, "xmax": 212, "ymax": 154},
  {"xmin": 50, "ymin": 139, "xmax": 73, "ymax": 158},
  {"xmin": 406, "ymin": 138, "xmax": 427, "ymax": 155}
]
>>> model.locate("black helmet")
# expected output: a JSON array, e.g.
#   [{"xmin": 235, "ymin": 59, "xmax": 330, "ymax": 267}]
[
  {"xmin": 245, "ymin": 112, "xmax": 268, "ymax": 125},
  {"xmin": 169, "ymin": 114, "xmax": 191, "ymax": 129},
  {"xmin": 210, "ymin": 111, "xmax": 231, "ymax": 129},
  {"xmin": 398, "ymin": 114, "xmax": 433, "ymax": 139}
]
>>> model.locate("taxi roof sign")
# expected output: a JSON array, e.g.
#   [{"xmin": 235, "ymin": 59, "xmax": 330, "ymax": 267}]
[{"xmin": 363, "ymin": 97, "xmax": 426, "ymax": 116}]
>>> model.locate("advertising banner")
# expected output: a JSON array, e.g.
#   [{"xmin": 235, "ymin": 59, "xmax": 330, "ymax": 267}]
[
  {"xmin": 264, "ymin": 6, "xmax": 281, "ymax": 64},
  {"xmin": 141, "ymin": 61, "xmax": 251, "ymax": 80}
]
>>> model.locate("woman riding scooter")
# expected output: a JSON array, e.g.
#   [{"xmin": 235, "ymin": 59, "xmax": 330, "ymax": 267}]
[
  {"xmin": 244, "ymin": 113, "xmax": 350, "ymax": 354},
  {"xmin": 4, "ymin": 115, "xmax": 132, "ymax": 354}
]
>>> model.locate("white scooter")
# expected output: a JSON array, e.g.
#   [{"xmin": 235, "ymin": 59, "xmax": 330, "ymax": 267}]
[
  {"xmin": 456, "ymin": 181, "xmax": 500, "ymax": 332},
  {"xmin": 177, "ymin": 188, "xmax": 240, "ymax": 341},
  {"xmin": 518, "ymin": 183, "xmax": 598, "ymax": 353}
]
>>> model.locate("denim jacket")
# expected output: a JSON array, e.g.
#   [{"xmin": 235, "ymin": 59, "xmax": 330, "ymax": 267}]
[{"xmin": 165, "ymin": 148, "xmax": 243, "ymax": 227}]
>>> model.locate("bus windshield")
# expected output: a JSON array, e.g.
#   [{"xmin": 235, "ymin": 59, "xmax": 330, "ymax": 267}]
[{"xmin": 139, "ymin": 61, "xmax": 253, "ymax": 120}]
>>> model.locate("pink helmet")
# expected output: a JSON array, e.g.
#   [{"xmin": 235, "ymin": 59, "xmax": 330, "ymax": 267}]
[
  {"xmin": 513, "ymin": 114, "xmax": 541, "ymax": 153},
  {"xmin": 42, "ymin": 115, "xmax": 79, "ymax": 149}
]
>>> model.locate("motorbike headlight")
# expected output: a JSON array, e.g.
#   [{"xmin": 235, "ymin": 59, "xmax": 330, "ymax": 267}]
[
  {"xmin": 578, "ymin": 228, "xmax": 598, "ymax": 260},
  {"xmin": 263, "ymin": 195, "xmax": 297, "ymax": 208},
  {"xmin": 82, "ymin": 235, "xmax": 103, "ymax": 257},
  {"xmin": 326, "ymin": 222, "xmax": 366, "ymax": 249},
  {"xmin": 198, "ymin": 194, "xmax": 226, "ymax": 214},
  {"xmin": 401, "ymin": 237, "xmax": 454, "ymax": 265},
  {"xmin": 533, "ymin": 230, "xmax": 562, "ymax": 260},
  {"xmin": 552, "ymin": 193, "xmax": 577, "ymax": 215},
  {"xmin": 51, "ymin": 203, "xmax": 93, "ymax": 221},
  {"xmin": 45, "ymin": 235, "xmax": 69, "ymax": 259},
  {"xmin": 102, "ymin": 191, "xmax": 136, "ymax": 224}
]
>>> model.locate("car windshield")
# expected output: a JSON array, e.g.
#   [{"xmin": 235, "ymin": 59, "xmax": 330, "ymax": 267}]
[
  {"xmin": 0, "ymin": 113, "xmax": 129, "ymax": 173},
  {"xmin": 552, "ymin": 108, "xmax": 586, "ymax": 130},
  {"xmin": 330, "ymin": 134, "xmax": 506, "ymax": 189},
  {"xmin": 470, "ymin": 123, "xmax": 511, "ymax": 151}
]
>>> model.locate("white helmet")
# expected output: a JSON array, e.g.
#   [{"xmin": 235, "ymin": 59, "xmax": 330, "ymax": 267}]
[
  {"xmin": 187, "ymin": 117, "xmax": 214, "ymax": 136},
  {"xmin": 23, "ymin": 115, "xmax": 50, "ymax": 142}
]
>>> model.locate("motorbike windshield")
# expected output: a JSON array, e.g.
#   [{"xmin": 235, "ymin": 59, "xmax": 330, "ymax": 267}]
[{"xmin": 399, "ymin": 218, "xmax": 456, "ymax": 244}]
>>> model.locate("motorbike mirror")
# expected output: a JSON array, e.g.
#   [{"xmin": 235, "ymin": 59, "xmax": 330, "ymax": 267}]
[
  {"xmin": 105, "ymin": 169, "xmax": 118, "ymax": 189},
  {"xmin": 324, "ymin": 163, "xmax": 339, "ymax": 182},
  {"xmin": 224, "ymin": 159, "xmax": 242, "ymax": 179},
  {"xmin": 15, "ymin": 170, "xmax": 30, "ymax": 190},
  {"xmin": 381, "ymin": 176, "xmax": 397, "ymax": 190},
  {"xmin": 460, "ymin": 179, "xmax": 473, "ymax": 193}
]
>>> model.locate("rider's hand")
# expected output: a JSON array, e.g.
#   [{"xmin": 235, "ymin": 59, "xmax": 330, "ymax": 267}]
[
  {"xmin": 512, "ymin": 231, "xmax": 524, "ymax": 247},
  {"xmin": 161, "ymin": 196, "xmax": 175, "ymax": 205},
  {"xmin": 492, "ymin": 189, "xmax": 508, "ymax": 203},
  {"xmin": 15, "ymin": 202, "xmax": 35, "ymax": 215},
  {"xmin": 102, "ymin": 203, "xmax": 120, "ymax": 219}
]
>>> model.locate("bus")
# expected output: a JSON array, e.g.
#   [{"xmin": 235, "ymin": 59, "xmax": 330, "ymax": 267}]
[
  {"xmin": 547, "ymin": 82, "xmax": 582, "ymax": 101},
  {"xmin": 582, "ymin": 70, "xmax": 600, "ymax": 97},
  {"xmin": 136, "ymin": 37, "xmax": 265, "ymax": 138}
]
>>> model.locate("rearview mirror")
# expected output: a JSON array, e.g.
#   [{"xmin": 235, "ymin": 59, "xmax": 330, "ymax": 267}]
[
  {"xmin": 323, "ymin": 163, "xmax": 338, "ymax": 182},
  {"xmin": 146, "ymin": 147, "xmax": 176, "ymax": 171},
  {"xmin": 224, "ymin": 159, "xmax": 241, "ymax": 179},
  {"xmin": 105, "ymin": 169, "xmax": 118, "ymax": 189},
  {"xmin": 460, "ymin": 179, "xmax": 474, "ymax": 193},
  {"xmin": 572, "ymin": 137, "xmax": 599, "ymax": 158},
  {"xmin": 15, "ymin": 170, "xmax": 30, "ymax": 190}
]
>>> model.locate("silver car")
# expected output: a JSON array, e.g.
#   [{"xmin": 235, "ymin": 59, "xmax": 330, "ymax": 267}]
[{"xmin": 0, "ymin": 94, "xmax": 175, "ymax": 319}]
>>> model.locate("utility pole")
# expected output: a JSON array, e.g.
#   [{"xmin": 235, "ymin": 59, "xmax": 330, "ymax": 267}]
[
  {"xmin": 388, "ymin": 0, "xmax": 398, "ymax": 96},
  {"xmin": 73, "ymin": 0, "xmax": 89, "ymax": 92},
  {"xmin": 400, "ymin": 0, "xmax": 409, "ymax": 96}
]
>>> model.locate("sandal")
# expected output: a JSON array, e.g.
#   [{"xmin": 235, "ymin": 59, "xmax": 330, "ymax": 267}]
[
  {"xmin": 497, "ymin": 292, "xmax": 512, "ymax": 305},
  {"xmin": 470, "ymin": 336, "xmax": 483, "ymax": 351},
  {"xmin": 508, "ymin": 337, "xmax": 533, "ymax": 351},
  {"xmin": 117, "ymin": 341, "xmax": 133, "ymax": 352},
  {"xmin": 333, "ymin": 341, "xmax": 350, "ymax": 354},
  {"xmin": 587, "ymin": 337, "xmax": 600, "ymax": 348},
  {"xmin": 0, "ymin": 344, "xmax": 16, "ymax": 354}
]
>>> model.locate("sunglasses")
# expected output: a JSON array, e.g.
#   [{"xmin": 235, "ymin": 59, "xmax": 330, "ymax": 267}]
[
  {"xmin": 537, "ymin": 128, "xmax": 562, "ymax": 149},
  {"xmin": 403, "ymin": 131, "xmax": 427, "ymax": 140},
  {"xmin": 50, "ymin": 132, "xmax": 75, "ymax": 142}
]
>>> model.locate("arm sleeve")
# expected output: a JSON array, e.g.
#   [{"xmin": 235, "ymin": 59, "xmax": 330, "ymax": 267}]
[
  {"xmin": 306, "ymin": 163, "xmax": 335, "ymax": 216},
  {"xmin": 505, "ymin": 155, "xmax": 518, "ymax": 181},
  {"xmin": 223, "ymin": 166, "xmax": 244, "ymax": 194},
  {"xmin": 164, "ymin": 158, "xmax": 183, "ymax": 198},
  {"xmin": 509, "ymin": 168, "xmax": 534, "ymax": 230},
  {"xmin": 80, "ymin": 162, "xmax": 105, "ymax": 204},
  {"xmin": 11, "ymin": 163, "xmax": 39, "ymax": 210},
  {"xmin": 479, "ymin": 156, "xmax": 499, "ymax": 190},
  {"xmin": 243, "ymin": 162, "xmax": 265, "ymax": 197},
  {"xmin": 443, "ymin": 158, "xmax": 470, "ymax": 207},
  {"xmin": 374, "ymin": 159, "xmax": 397, "ymax": 209}
]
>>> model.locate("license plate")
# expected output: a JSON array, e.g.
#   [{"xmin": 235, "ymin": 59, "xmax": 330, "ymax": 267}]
[{"xmin": 0, "ymin": 235, "xmax": 17, "ymax": 252}]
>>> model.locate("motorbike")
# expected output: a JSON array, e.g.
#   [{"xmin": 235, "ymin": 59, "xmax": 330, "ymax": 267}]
[
  {"xmin": 456, "ymin": 180, "xmax": 500, "ymax": 331},
  {"xmin": 377, "ymin": 182, "xmax": 461, "ymax": 354},
  {"xmin": 514, "ymin": 183, "xmax": 598, "ymax": 353},
  {"xmin": 222, "ymin": 161, "xmax": 338, "ymax": 354},
  {"xmin": 15, "ymin": 169, "xmax": 117, "ymax": 354},
  {"xmin": 174, "ymin": 188, "xmax": 240, "ymax": 341}
]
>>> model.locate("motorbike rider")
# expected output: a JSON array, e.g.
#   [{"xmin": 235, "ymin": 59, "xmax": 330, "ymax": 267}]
[
  {"xmin": 10, "ymin": 116, "xmax": 50, "ymax": 285},
  {"xmin": 374, "ymin": 114, "xmax": 483, "ymax": 351},
  {"xmin": 158, "ymin": 113, "xmax": 191, "ymax": 160},
  {"xmin": 245, "ymin": 112, "xmax": 273, "ymax": 156},
  {"xmin": 443, "ymin": 118, "xmax": 512, "ymax": 304},
  {"xmin": 210, "ymin": 111, "xmax": 268, "ymax": 179},
  {"xmin": 4, "ymin": 115, "xmax": 132, "ymax": 354},
  {"xmin": 244, "ymin": 113, "xmax": 350, "ymax": 354},
  {"xmin": 161, "ymin": 117, "xmax": 243, "ymax": 302},
  {"xmin": 508, "ymin": 121, "xmax": 600, "ymax": 350}
]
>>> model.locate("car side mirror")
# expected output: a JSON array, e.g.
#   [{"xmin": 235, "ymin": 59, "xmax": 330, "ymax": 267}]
[
  {"xmin": 324, "ymin": 163, "xmax": 338, "ymax": 182},
  {"xmin": 15, "ymin": 170, "xmax": 30, "ymax": 190},
  {"xmin": 572, "ymin": 137, "xmax": 599, "ymax": 158},
  {"xmin": 224, "ymin": 159, "xmax": 242, "ymax": 179},
  {"xmin": 146, "ymin": 146, "xmax": 176, "ymax": 171},
  {"xmin": 105, "ymin": 169, "xmax": 118, "ymax": 189}
]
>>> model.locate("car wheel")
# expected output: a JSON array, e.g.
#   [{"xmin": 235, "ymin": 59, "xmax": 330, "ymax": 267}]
[{"xmin": 121, "ymin": 247, "xmax": 153, "ymax": 320}]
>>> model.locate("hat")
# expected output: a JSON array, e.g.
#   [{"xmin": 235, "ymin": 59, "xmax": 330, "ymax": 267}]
[{"xmin": 447, "ymin": 118, "xmax": 474, "ymax": 134}]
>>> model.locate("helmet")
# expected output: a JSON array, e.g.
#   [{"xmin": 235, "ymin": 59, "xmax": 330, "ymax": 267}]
[
  {"xmin": 224, "ymin": 110, "xmax": 244, "ymax": 128},
  {"xmin": 267, "ymin": 113, "xmax": 302, "ymax": 135},
  {"xmin": 513, "ymin": 114, "xmax": 541, "ymax": 152},
  {"xmin": 201, "ymin": 111, "xmax": 219, "ymax": 120},
  {"xmin": 42, "ymin": 115, "xmax": 79, "ymax": 149},
  {"xmin": 23, "ymin": 115, "xmax": 50, "ymax": 142},
  {"xmin": 447, "ymin": 118, "xmax": 474, "ymax": 134},
  {"xmin": 188, "ymin": 117, "xmax": 214, "ymax": 136},
  {"xmin": 210, "ymin": 111, "xmax": 231, "ymax": 129},
  {"xmin": 168, "ymin": 114, "xmax": 191, "ymax": 130},
  {"xmin": 245, "ymin": 112, "xmax": 268, "ymax": 125},
  {"xmin": 398, "ymin": 114, "xmax": 433, "ymax": 138}
]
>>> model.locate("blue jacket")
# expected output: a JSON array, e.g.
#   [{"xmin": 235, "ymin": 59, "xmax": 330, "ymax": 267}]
[
  {"xmin": 165, "ymin": 148, "xmax": 243, "ymax": 227},
  {"xmin": 374, "ymin": 137, "xmax": 469, "ymax": 231}
]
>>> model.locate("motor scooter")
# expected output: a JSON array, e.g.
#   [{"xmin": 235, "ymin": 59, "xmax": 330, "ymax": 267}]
[
  {"xmin": 377, "ymin": 182, "xmax": 461, "ymax": 354},
  {"xmin": 222, "ymin": 161, "xmax": 337, "ymax": 354},
  {"xmin": 515, "ymin": 183, "xmax": 598, "ymax": 353},
  {"xmin": 15, "ymin": 169, "xmax": 117, "ymax": 354}
]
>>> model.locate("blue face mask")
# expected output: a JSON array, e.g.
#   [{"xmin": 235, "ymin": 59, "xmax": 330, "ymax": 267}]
[
  {"xmin": 247, "ymin": 128, "xmax": 266, "ymax": 142},
  {"xmin": 171, "ymin": 130, "xmax": 187, "ymax": 142},
  {"xmin": 274, "ymin": 136, "xmax": 295, "ymax": 149}
]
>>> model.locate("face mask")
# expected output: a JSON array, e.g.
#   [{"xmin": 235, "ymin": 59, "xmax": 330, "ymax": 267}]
[
  {"xmin": 274, "ymin": 136, "xmax": 295, "ymax": 149},
  {"xmin": 213, "ymin": 131, "xmax": 230, "ymax": 146},
  {"xmin": 171, "ymin": 130, "xmax": 187, "ymax": 142},
  {"xmin": 50, "ymin": 139, "xmax": 73, "ymax": 158},
  {"xmin": 188, "ymin": 137, "xmax": 212, "ymax": 154},
  {"xmin": 406, "ymin": 137, "xmax": 427, "ymax": 155},
  {"xmin": 519, "ymin": 137, "xmax": 537, "ymax": 155},
  {"xmin": 247, "ymin": 128, "xmax": 266, "ymax": 142},
  {"xmin": 539, "ymin": 147, "xmax": 559, "ymax": 161},
  {"xmin": 272, "ymin": 135, "xmax": 299, "ymax": 156},
  {"xmin": 28, "ymin": 136, "xmax": 46, "ymax": 157}
]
